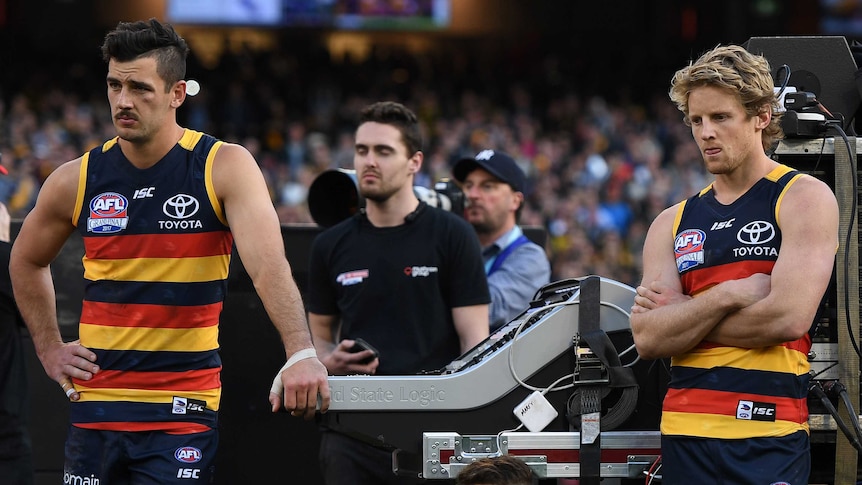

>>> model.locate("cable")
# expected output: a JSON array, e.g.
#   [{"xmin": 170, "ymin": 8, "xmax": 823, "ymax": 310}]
[
  {"xmin": 810, "ymin": 361, "xmax": 839, "ymax": 380},
  {"xmin": 775, "ymin": 64, "xmax": 791, "ymax": 98},
  {"xmin": 823, "ymin": 121, "xmax": 862, "ymax": 359},
  {"xmin": 824, "ymin": 380, "xmax": 862, "ymax": 445},
  {"xmin": 495, "ymin": 423, "xmax": 525, "ymax": 456},
  {"xmin": 644, "ymin": 455, "xmax": 662, "ymax": 485},
  {"xmin": 810, "ymin": 381, "xmax": 862, "ymax": 453},
  {"xmin": 506, "ymin": 300, "xmax": 633, "ymax": 393}
]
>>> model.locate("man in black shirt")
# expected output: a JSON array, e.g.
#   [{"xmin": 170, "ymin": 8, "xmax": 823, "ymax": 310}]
[
  {"xmin": 307, "ymin": 101, "xmax": 490, "ymax": 484},
  {"xmin": 0, "ymin": 199, "xmax": 33, "ymax": 485}
]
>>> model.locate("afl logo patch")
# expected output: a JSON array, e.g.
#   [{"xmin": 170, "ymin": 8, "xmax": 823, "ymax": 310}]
[
  {"xmin": 87, "ymin": 192, "xmax": 129, "ymax": 233},
  {"xmin": 175, "ymin": 446, "xmax": 202, "ymax": 463},
  {"xmin": 674, "ymin": 229, "xmax": 706, "ymax": 272}
]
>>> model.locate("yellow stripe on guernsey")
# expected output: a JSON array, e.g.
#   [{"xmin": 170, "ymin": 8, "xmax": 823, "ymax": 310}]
[
  {"xmin": 72, "ymin": 152, "xmax": 90, "ymax": 226},
  {"xmin": 671, "ymin": 199, "xmax": 688, "ymax": 237},
  {"xmin": 672, "ymin": 345, "xmax": 810, "ymax": 376},
  {"xmin": 661, "ymin": 412, "xmax": 808, "ymax": 439},
  {"xmin": 74, "ymin": 385, "xmax": 221, "ymax": 411},
  {"xmin": 178, "ymin": 129, "xmax": 227, "ymax": 226},
  {"xmin": 79, "ymin": 324, "xmax": 218, "ymax": 352},
  {"xmin": 83, "ymin": 255, "xmax": 229, "ymax": 283}
]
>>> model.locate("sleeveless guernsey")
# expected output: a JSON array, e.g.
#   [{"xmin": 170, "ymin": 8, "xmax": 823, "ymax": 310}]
[
  {"xmin": 663, "ymin": 164, "xmax": 811, "ymax": 439},
  {"xmin": 70, "ymin": 129, "xmax": 232, "ymax": 434}
]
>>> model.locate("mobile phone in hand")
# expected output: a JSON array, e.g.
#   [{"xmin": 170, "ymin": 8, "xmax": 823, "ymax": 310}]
[{"xmin": 348, "ymin": 338, "xmax": 379, "ymax": 364}]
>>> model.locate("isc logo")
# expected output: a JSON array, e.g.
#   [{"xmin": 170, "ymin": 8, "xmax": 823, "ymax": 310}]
[{"xmin": 176, "ymin": 468, "xmax": 201, "ymax": 479}]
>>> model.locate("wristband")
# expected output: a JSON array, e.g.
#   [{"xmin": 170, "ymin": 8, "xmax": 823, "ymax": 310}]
[{"xmin": 270, "ymin": 347, "xmax": 318, "ymax": 395}]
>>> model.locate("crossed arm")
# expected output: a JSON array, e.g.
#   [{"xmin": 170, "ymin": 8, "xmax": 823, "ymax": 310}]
[{"xmin": 631, "ymin": 177, "xmax": 838, "ymax": 360}]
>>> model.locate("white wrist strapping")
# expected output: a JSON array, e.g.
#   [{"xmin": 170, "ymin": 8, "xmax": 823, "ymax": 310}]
[{"xmin": 269, "ymin": 347, "xmax": 318, "ymax": 395}]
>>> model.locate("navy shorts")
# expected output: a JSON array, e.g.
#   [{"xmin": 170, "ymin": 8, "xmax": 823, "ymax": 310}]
[
  {"xmin": 661, "ymin": 431, "xmax": 810, "ymax": 485},
  {"xmin": 64, "ymin": 426, "xmax": 217, "ymax": 484}
]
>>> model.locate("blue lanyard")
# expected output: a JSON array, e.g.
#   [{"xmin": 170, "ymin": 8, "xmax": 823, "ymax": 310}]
[{"xmin": 487, "ymin": 234, "xmax": 530, "ymax": 276}]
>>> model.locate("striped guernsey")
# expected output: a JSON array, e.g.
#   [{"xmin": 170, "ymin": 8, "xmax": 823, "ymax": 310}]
[{"xmin": 70, "ymin": 129, "xmax": 233, "ymax": 434}]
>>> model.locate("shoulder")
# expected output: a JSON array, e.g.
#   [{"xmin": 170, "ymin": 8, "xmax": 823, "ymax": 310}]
[
  {"xmin": 212, "ymin": 140, "xmax": 256, "ymax": 167},
  {"xmin": 514, "ymin": 240, "xmax": 549, "ymax": 259},
  {"xmin": 209, "ymin": 139, "xmax": 266, "ymax": 198},
  {"xmin": 779, "ymin": 173, "xmax": 838, "ymax": 221},
  {"xmin": 43, "ymin": 157, "xmax": 84, "ymax": 195}
]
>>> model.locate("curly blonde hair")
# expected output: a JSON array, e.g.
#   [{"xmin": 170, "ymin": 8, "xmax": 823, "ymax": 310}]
[{"xmin": 669, "ymin": 44, "xmax": 783, "ymax": 151}]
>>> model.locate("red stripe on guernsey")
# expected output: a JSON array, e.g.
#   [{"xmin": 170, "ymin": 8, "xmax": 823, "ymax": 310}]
[
  {"xmin": 83, "ymin": 232, "xmax": 233, "ymax": 259},
  {"xmin": 696, "ymin": 334, "xmax": 811, "ymax": 352},
  {"xmin": 80, "ymin": 368, "xmax": 221, "ymax": 391},
  {"xmin": 681, "ymin": 260, "xmax": 774, "ymax": 295},
  {"xmin": 81, "ymin": 301, "xmax": 222, "ymax": 329},
  {"xmin": 75, "ymin": 422, "xmax": 211, "ymax": 434},
  {"xmin": 663, "ymin": 388, "xmax": 807, "ymax": 423}
]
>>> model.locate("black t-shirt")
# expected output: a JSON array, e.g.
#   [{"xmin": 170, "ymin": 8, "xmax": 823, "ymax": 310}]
[
  {"xmin": 0, "ymin": 240, "xmax": 30, "ymax": 458},
  {"xmin": 308, "ymin": 203, "xmax": 490, "ymax": 375}
]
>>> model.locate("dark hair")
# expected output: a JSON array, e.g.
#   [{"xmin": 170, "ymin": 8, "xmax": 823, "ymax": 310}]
[
  {"xmin": 100, "ymin": 18, "xmax": 189, "ymax": 92},
  {"xmin": 358, "ymin": 101, "xmax": 422, "ymax": 156},
  {"xmin": 455, "ymin": 455, "xmax": 534, "ymax": 485}
]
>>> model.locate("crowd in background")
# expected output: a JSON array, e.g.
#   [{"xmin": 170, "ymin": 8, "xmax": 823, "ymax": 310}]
[{"xmin": 0, "ymin": 38, "xmax": 712, "ymax": 288}]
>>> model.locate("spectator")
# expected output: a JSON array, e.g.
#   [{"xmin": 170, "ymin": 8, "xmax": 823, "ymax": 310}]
[{"xmin": 453, "ymin": 149, "xmax": 551, "ymax": 330}]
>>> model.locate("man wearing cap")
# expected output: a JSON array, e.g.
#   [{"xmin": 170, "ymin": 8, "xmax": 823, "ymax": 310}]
[{"xmin": 453, "ymin": 150, "xmax": 551, "ymax": 331}]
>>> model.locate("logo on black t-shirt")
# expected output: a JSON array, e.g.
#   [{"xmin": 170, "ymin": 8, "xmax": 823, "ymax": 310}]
[{"xmin": 337, "ymin": 269, "xmax": 369, "ymax": 286}]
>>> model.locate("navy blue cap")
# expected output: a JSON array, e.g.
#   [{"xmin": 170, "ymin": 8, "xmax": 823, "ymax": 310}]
[{"xmin": 453, "ymin": 150, "xmax": 525, "ymax": 192}]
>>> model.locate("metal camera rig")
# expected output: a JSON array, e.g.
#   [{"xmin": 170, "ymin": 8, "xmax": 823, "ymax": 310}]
[{"xmin": 319, "ymin": 276, "xmax": 667, "ymax": 483}]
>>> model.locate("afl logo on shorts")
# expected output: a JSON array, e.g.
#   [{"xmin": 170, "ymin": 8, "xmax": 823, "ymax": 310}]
[
  {"xmin": 674, "ymin": 229, "xmax": 706, "ymax": 272},
  {"xmin": 87, "ymin": 192, "xmax": 129, "ymax": 233},
  {"xmin": 175, "ymin": 446, "xmax": 202, "ymax": 463}
]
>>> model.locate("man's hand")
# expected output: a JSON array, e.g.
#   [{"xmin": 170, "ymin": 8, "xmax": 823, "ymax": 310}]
[
  {"xmin": 632, "ymin": 273, "xmax": 771, "ymax": 314},
  {"xmin": 39, "ymin": 339, "xmax": 99, "ymax": 401},
  {"xmin": 269, "ymin": 357, "xmax": 330, "ymax": 419},
  {"xmin": 632, "ymin": 280, "xmax": 691, "ymax": 313},
  {"xmin": 320, "ymin": 339, "xmax": 379, "ymax": 376}
]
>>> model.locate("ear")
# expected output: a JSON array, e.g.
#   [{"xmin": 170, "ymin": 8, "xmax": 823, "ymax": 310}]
[
  {"xmin": 171, "ymin": 81, "xmax": 187, "ymax": 108},
  {"xmin": 511, "ymin": 191, "xmax": 524, "ymax": 212},
  {"xmin": 408, "ymin": 150, "xmax": 423, "ymax": 174},
  {"xmin": 755, "ymin": 105, "xmax": 771, "ymax": 130}
]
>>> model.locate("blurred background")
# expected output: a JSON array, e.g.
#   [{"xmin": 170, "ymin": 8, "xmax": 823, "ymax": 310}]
[
  {"xmin": 0, "ymin": 0, "xmax": 850, "ymax": 288},
  {"xmin": 3, "ymin": 1, "xmax": 862, "ymax": 483}
]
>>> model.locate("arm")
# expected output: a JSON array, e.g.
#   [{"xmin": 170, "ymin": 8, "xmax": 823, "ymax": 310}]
[
  {"xmin": 705, "ymin": 176, "xmax": 838, "ymax": 346},
  {"xmin": 9, "ymin": 160, "xmax": 99, "ymax": 401},
  {"xmin": 308, "ymin": 311, "xmax": 378, "ymax": 375},
  {"xmin": 452, "ymin": 304, "xmax": 489, "ymax": 353},
  {"xmin": 487, "ymin": 244, "xmax": 550, "ymax": 329},
  {"xmin": 212, "ymin": 143, "xmax": 329, "ymax": 419},
  {"xmin": 630, "ymin": 206, "xmax": 768, "ymax": 359}
]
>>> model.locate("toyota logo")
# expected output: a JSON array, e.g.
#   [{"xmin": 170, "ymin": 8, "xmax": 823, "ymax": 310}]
[
  {"xmin": 736, "ymin": 221, "xmax": 775, "ymax": 244},
  {"xmin": 163, "ymin": 194, "xmax": 200, "ymax": 219}
]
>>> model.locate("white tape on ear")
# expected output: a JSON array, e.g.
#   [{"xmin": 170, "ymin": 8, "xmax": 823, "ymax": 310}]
[{"xmin": 269, "ymin": 348, "xmax": 318, "ymax": 395}]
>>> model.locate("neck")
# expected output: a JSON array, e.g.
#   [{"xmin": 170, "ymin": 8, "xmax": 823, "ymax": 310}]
[
  {"xmin": 477, "ymin": 221, "xmax": 516, "ymax": 247},
  {"xmin": 118, "ymin": 124, "xmax": 185, "ymax": 169},
  {"xmin": 712, "ymin": 155, "xmax": 777, "ymax": 204},
  {"xmin": 365, "ymin": 189, "xmax": 420, "ymax": 228}
]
